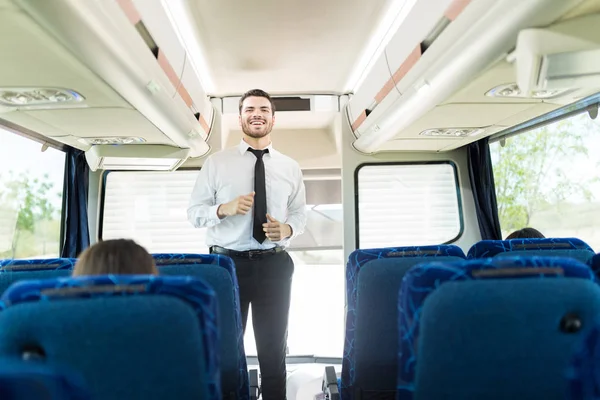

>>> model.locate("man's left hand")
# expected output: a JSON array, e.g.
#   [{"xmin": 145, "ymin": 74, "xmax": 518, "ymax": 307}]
[{"xmin": 263, "ymin": 214, "xmax": 292, "ymax": 242}]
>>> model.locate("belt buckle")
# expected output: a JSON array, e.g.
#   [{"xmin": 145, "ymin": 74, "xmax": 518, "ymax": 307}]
[{"xmin": 248, "ymin": 250, "xmax": 262, "ymax": 260}]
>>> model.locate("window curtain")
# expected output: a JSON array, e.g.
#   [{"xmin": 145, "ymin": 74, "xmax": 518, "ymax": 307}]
[
  {"xmin": 467, "ymin": 137, "xmax": 502, "ymax": 240},
  {"xmin": 60, "ymin": 148, "xmax": 90, "ymax": 257}
]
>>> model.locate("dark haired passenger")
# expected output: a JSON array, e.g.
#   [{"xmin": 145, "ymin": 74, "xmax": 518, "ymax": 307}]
[
  {"xmin": 505, "ymin": 227, "xmax": 545, "ymax": 240},
  {"xmin": 73, "ymin": 239, "xmax": 158, "ymax": 276}
]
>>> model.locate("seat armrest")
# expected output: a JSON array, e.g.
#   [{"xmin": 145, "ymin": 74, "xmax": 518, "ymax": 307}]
[
  {"xmin": 249, "ymin": 369, "xmax": 260, "ymax": 400},
  {"xmin": 321, "ymin": 366, "xmax": 340, "ymax": 400}
]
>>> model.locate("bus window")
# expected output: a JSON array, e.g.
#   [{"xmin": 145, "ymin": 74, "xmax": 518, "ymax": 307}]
[
  {"xmin": 356, "ymin": 162, "xmax": 462, "ymax": 249},
  {"xmin": 0, "ymin": 129, "xmax": 65, "ymax": 259},
  {"xmin": 101, "ymin": 170, "xmax": 345, "ymax": 358},
  {"xmin": 101, "ymin": 171, "xmax": 208, "ymax": 253},
  {"xmin": 490, "ymin": 112, "xmax": 600, "ymax": 248}
]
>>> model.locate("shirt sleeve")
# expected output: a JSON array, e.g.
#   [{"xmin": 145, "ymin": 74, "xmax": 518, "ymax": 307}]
[
  {"xmin": 283, "ymin": 164, "xmax": 307, "ymax": 241},
  {"xmin": 187, "ymin": 156, "xmax": 224, "ymax": 228}
]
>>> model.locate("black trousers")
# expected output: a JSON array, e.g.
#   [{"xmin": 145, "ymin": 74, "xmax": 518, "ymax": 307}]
[{"xmin": 230, "ymin": 251, "xmax": 294, "ymax": 400}]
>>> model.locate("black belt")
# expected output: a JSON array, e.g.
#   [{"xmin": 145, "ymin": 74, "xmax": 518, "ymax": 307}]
[{"xmin": 210, "ymin": 245, "xmax": 284, "ymax": 260}]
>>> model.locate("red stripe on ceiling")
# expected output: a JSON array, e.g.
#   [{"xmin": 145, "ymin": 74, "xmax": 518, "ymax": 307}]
[
  {"xmin": 116, "ymin": 0, "xmax": 141, "ymax": 25},
  {"xmin": 178, "ymin": 85, "xmax": 194, "ymax": 108},
  {"xmin": 350, "ymin": 1, "xmax": 469, "ymax": 133},
  {"xmin": 157, "ymin": 51, "xmax": 208, "ymax": 133},
  {"xmin": 444, "ymin": 0, "xmax": 472, "ymax": 21},
  {"xmin": 374, "ymin": 76, "xmax": 397, "ymax": 104},
  {"xmin": 391, "ymin": 45, "xmax": 422, "ymax": 85},
  {"xmin": 157, "ymin": 50, "xmax": 180, "ymax": 89},
  {"xmin": 199, "ymin": 114, "xmax": 210, "ymax": 134},
  {"xmin": 351, "ymin": 111, "xmax": 367, "ymax": 132},
  {"xmin": 116, "ymin": 1, "xmax": 212, "ymax": 135},
  {"xmin": 353, "ymin": 45, "xmax": 422, "ymax": 131},
  {"xmin": 373, "ymin": 44, "xmax": 422, "ymax": 105}
]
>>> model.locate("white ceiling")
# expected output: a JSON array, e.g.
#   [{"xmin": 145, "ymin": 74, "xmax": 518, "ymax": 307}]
[{"xmin": 187, "ymin": 0, "xmax": 395, "ymax": 96}]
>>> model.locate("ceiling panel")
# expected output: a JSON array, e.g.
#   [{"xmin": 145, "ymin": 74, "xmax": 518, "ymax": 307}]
[
  {"xmin": 393, "ymin": 103, "xmax": 539, "ymax": 140},
  {"xmin": 23, "ymin": 108, "xmax": 177, "ymax": 146},
  {"xmin": 187, "ymin": 0, "xmax": 395, "ymax": 95},
  {"xmin": 0, "ymin": 9, "xmax": 130, "ymax": 109}
]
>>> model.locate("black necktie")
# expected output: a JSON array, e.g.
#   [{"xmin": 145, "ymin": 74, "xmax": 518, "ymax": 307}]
[{"xmin": 249, "ymin": 148, "xmax": 268, "ymax": 243}]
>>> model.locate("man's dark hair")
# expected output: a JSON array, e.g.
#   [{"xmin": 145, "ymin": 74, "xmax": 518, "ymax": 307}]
[{"xmin": 239, "ymin": 89, "xmax": 275, "ymax": 115}]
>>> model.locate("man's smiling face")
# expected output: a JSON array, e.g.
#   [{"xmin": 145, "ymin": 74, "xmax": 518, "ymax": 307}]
[{"xmin": 239, "ymin": 96, "xmax": 275, "ymax": 138}]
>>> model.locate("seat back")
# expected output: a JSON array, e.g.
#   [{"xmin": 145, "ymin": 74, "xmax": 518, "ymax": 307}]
[
  {"xmin": 0, "ymin": 358, "xmax": 90, "ymax": 399},
  {"xmin": 589, "ymin": 253, "xmax": 600, "ymax": 279},
  {"xmin": 154, "ymin": 253, "xmax": 249, "ymax": 400},
  {"xmin": 0, "ymin": 275, "xmax": 221, "ymax": 400},
  {"xmin": 0, "ymin": 259, "xmax": 75, "ymax": 294},
  {"xmin": 566, "ymin": 319, "xmax": 600, "ymax": 400},
  {"xmin": 398, "ymin": 256, "xmax": 595, "ymax": 400},
  {"xmin": 342, "ymin": 245, "xmax": 466, "ymax": 400},
  {"xmin": 467, "ymin": 238, "xmax": 595, "ymax": 263}
]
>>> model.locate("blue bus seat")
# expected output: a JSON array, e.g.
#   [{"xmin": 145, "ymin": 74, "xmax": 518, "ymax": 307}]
[
  {"xmin": 398, "ymin": 256, "xmax": 596, "ymax": 400},
  {"xmin": 153, "ymin": 253, "xmax": 250, "ymax": 400},
  {"xmin": 338, "ymin": 245, "xmax": 466, "ymax": 400},
  {"xmin": 467, "ymin": 238, "xmax": 595, "ymax": 263},
  {"xmin": 589, "ymin": 253, "xmax": 600, "ymax": 279},
  {"xmin": 0, "ymin": 357, "xmax": 90, "ymax": 399},
  {"xmin": 0, "ymin": 275, "xmax": 221, "ymax": 400},
  {"xmin": 566, "ymin": 318, "xmax": 600, "ymax": 400},
  {"xmin": 0, "ymin": 258, "xmax": 75, "ymax": 294}
]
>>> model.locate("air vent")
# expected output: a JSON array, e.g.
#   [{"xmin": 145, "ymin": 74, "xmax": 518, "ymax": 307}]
[
  {"xmin": 221, "ymin": 94, "xmax": 339, "ymax": 114},
  {"xmin": 419, "ymin": 128, "xmax": 485, "ymax": 137},
  {"xmin": 485, "ymin": 83, "xmax": 571, "ymax": 99},
  {"xmin": 79, "ymin": 136, "xmax": 146, "ymax": 145},
  {"xmin": 0, "ymin": 88, "xmax": 84, "ymax": 108},
  {"xmin": 272, "ymin": 97, "xmax": 311, "ymax": 112},
  {"xmin": 224, "ymin": 95, "xmax": 341, "ymax": 114}
]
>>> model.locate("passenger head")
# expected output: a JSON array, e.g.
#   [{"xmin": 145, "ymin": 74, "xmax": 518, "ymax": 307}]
[
  {"xmin": 73, "ymin": 239, "xmax": 157, "ymax": 276},
  {"xmin": 239, "ymin": 89, "xmax": 275, "ymax": 140},
  {"xmin": 505, "ymin": 227, "xmax": 545, "ymax": 240}
]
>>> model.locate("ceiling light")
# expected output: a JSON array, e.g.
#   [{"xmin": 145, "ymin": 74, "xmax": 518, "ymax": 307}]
[
  {"xmin": 80, "ymin": 137, "xmax": 146, "ymax": 145},
  {"xmin": 0, "ymin": 88, "xmax": 84, "ymax": 107},
  {"xmin": 485, "ymin": 83, "xmax": 570, "ymax": 99},
  {"xmin": 344, "ymin": 0, "xmax": 418, "ymax": 92},
  {"xmin": 85, "ymin": 144, "xmax": 190, "ymax": 172},
  {"xmin": 419, "ymin": 128, "xmax": 485, "ymax": 137}
]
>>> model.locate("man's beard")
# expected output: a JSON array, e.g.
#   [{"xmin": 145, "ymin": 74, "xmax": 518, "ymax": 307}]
[{"xmin": 241, "ymin": 119, "xmax": 273, "ymax": 138}]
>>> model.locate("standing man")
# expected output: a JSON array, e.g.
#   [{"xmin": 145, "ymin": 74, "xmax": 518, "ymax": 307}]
[{"xmin": 187, "ymin": 89, "xmax": 307, "ymax": 399}]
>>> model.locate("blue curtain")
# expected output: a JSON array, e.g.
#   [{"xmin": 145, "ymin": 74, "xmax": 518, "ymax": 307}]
[
  {"xmin": 60, "ymin": 148, "xmax": 90, "ymax": 258},
  {"xmin": 467, "ymin": 137, "xmax": 502, "ymax": 240}
]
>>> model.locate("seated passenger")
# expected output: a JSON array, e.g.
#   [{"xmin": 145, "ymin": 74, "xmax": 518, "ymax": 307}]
[
  {"xmin": 505, "ymin": 227, "xmax": 545, "ymax": 240},
  {"xmin": 73, "ymin": 239, "xmax": 158, "ymax": 276}
]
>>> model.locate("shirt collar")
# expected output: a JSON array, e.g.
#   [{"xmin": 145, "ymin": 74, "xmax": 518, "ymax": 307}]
[{"xmin": 238, "ymin": 139, "xmax": 274, "ymax": 156}]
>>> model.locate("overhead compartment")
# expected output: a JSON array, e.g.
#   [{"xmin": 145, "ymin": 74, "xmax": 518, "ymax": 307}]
[
  {"xmin": 128, "ymin": 0, "xmax": 214, "ymax": 137},
  {"xmin": 0, "ymin": 0, "xmax": 212, "ymax": 170},
  {"xmin": 130, "ymin": 0, "xmax": 187, "ymax": 99},
  {"xmin": 347, "ymin": 0, "xmax": 453, "ymax": 138},
  {"xmin": 347, "ymin": 53, "xmax": 397, "ymax": 136},
  {"xmin": 347, "ymin": 0, "xmax": 592, "ymax": 154}
]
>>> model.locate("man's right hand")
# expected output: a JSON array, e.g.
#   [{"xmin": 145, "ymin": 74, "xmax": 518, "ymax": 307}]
[{"xmin": 217, "ymin": 192, "xmax": 255, "ymax": 218}]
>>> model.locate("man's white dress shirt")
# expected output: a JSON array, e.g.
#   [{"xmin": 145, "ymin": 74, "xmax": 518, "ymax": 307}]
[{"xmin": 187, "ymin": 140, "xmax": 307, "ymax": 251}]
